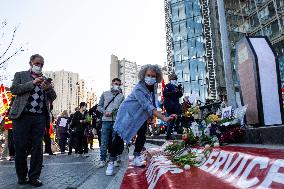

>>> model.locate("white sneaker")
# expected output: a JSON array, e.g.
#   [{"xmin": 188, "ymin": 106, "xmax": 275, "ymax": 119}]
[
  {"xmin": 106, "ymin": 162, "xmax": 114, "ymax": 176},
  {"xmin": 114, "ymin": 160, "xmax": 120, "ymax": 167},
  {"xmin": 97, "ymin": 160, "xmax": 106, "ymax": 168},
  {"xmin": 133, "ymin": 156, "xmax": 146, "ymax": 167}
]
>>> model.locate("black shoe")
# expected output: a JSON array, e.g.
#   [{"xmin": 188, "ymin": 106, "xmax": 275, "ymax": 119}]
[
  {"xmin": 18, "ymin": 178, "xmax": 29, "ymax": 185},
  {"xmin": 49, "ymin": 153, "xmax": 56, "ymax": 156},
  {"xmin": 28, "ymin": 179, "xmax": 43, "ymax": 187},
  {"xmin": 68, "ymin": 152, "xmax": 72, "ymax": 155}
]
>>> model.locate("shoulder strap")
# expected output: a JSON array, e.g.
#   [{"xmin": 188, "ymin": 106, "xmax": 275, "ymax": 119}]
[{"xmin": 104, "ymin": 93, "xmax": 120, "ymax": 110}]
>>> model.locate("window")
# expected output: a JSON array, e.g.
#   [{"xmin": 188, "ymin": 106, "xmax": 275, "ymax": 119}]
[
  {"xmin": 185, "ymin": 2, "xmax": 193, "ymax": 18},
  {"xmin": 174, "ymin": 43, "xmax": 181, "ymax": 62},
  {"xmin": 187, "ymin": 19, "xmax": 195, "ymax": 38},
  {"xmin": 188, "ymin": 39, "xmax": 196, "ymax": 59},
  {"xmin": 196, "ymin": 38, "xmax": 205, "ymax": 58},
  {"xmin": 173, "ymin": 23, "xmax": 180, "ymax": 41},
  {"xmin": 180, "ymin": 21, "xmax": 187, "ymax": 40},
  {"xmin": 181, "ymin": 41, "xmax": 188, "ymax": 60},
  {"xmin": 178, "ymin": 3, "xmax": 186, "ymax": 20}
]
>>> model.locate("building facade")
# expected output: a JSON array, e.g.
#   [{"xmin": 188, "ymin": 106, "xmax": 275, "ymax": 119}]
[
  {"xmin": 164, "ymin": 0, "xmax": 217, "ymax": 102},
  {"xmin": 44, "ymin": 71, "xmax": 97, "ymax": 115},
  {"xmin": 44, "ymin": 70, "xmax": 79, "ymax": 115},
  {"xmin": 110, "ymin": 54, "xmax": 138, "ymax": 96},
  {"xmin": 221, "ymin": 0, "xmax": 284, "ymax": 85}
]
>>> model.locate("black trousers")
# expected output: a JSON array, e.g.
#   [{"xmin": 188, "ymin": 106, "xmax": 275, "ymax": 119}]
[
  {"xmin": 8, "ymin": 129, "xmax": 15, "ymax": 157},
  {"xmin": 44, "ymin": 130, "xmax": 52, "ymax": 154},
  {"xmin": 75, "ymin": 131, "xmax": 84, "ymax": 154},
  {"xmin": 110, "ymin": 121, "xmax": 147, "ymax": 160},
  {"xmin": 68, "ymin": 132, "xmax": 76, "ymax": 154},
  {"xmin": 13, "ymin": 114, "xmax": 46, "ymax": 180},
  {"xmin": 83, "ymin": 134, "xmax": 88, "ymax": 154},
  {"xmin": 59, "ymin": 137, "xmax": 67, "ymax": 153},
  {"xmin": 133, "ymin": 122, "xmax": 147, "ymax": 156},
  {"xmin": 95, "ymin": 127, "xmax": 101, "ymax": 147}
]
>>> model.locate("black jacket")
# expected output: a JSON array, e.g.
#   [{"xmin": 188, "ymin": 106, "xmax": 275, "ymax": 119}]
[
  {"xmin": 72, "ymin": 111, "xmax": 88, "ymax": 132},
  {"xmin": 163, "ymin": 83, "xmax": 183, "ymax": 114}
]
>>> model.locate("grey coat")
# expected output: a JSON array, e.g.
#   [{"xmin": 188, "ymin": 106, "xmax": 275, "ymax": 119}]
[
  {"xmin": 98, "ymin": 90, "xmax": 124, "ymax": 122},
  {"xmin": 9, "ymin": 71, "xmax": 57, "ymax": 119}
]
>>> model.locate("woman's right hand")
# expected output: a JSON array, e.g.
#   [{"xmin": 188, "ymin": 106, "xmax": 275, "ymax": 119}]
[{"xmin": 163, "ymin": 115, "xmax": 176, "ymax": 122}]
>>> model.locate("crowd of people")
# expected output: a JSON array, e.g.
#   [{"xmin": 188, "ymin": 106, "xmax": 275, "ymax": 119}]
[{"xmin": 0, "ymin": 54, "xmax": 185, "ymax": 187}]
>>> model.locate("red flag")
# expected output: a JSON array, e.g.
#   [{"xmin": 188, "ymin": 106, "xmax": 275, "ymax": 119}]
[{"xmin": 0, "ymin": 84, "xmax": 9, "ymax": 115}]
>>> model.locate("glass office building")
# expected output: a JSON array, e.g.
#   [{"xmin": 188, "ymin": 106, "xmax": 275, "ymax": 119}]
[
  {"xmin": 223, "ymin": 0, "xmax": 284, "ymax": 85},
  {"xmin": 165, "ymin": 0, "xmax": 216, "ymax": 102}
]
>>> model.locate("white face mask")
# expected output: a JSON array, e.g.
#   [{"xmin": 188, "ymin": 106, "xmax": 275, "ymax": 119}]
[
  {"xmin": 112, "ymin": 85, "xmax": 120, "ymax": 91},
  {"xmin": 170, "ymin": 80, "xmax": 177, "ymax": 86},
  {"xmin": 31, "ymin": 65, "xmax": 42, "ymax": 74}
]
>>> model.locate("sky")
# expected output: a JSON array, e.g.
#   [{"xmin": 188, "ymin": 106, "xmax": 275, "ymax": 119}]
[{"xmin": 0, "ymin": 0, "xmax": 167, "ymax": 96}]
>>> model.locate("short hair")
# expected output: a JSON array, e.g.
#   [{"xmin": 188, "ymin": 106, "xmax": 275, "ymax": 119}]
[
  {"xmin": 79, "ymin": 102, "xmax": 86, "ymax": 107},
  {"xmin": 29, "ymin": 54, "xmax": 44, "ymax": 64},
  {"xmin": 112, "ymin": 78, "xmax": 121, "ymax": 83},
  {"xmin": 138, "ymin": 64, "xmax": 163, "ymax": 83}
]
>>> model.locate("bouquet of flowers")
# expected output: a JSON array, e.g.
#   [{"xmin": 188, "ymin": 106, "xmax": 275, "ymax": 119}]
[
  {"xmin": 85, "ymin": 115, "xmax": 92, "ymax": 124},
  {"xmin": 184, "ymin": 106, "xmax": 200, "ymax": 118},
  {"xmin": 205, "ymin": 114, "xmax": 220, "ymax": 124},
  {"xmin": 112, "ymin": 108, "xmax": 119, "ymax": 117},
  {"xmin": 164, "ymin": 142, "xmax": 185, "ymax": 156}
]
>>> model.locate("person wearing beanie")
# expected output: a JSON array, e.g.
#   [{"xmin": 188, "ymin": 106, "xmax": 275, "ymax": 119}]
[{"xmin": 163, "ymin": 72, "xmax": 183, "ymax": 140}]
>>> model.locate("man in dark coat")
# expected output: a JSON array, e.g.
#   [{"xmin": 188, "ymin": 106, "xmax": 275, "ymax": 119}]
[
  {"xmin": 9, "ymin": 54, "xmax": 57, "ymax": 187},
  {"xmin": 163, "ymin": 73, "xmax": 183, "ymax": 140}
]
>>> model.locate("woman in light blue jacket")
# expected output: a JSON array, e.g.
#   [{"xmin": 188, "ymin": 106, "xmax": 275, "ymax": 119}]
[{"xmin": 105, "ymin": 64, "xmax": 175, "ymax": 176}]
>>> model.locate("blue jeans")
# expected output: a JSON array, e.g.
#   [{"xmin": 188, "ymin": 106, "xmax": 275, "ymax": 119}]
[{"xmin": 100, "ymin": 121, "xmax": 115, "ymax": 161}]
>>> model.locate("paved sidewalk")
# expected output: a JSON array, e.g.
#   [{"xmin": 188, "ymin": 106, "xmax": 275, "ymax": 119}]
[{"xmin": 0, "ymin": 148, "xmax": 127, "ymax": 189}]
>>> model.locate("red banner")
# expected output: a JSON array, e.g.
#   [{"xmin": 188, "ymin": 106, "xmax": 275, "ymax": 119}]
[{"xmin": 121, "ymin": 146, "xmax": 284, "ymax": 189}]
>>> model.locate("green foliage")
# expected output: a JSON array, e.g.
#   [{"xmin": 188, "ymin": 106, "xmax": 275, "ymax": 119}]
[
  {"xmin": 164, "ymin": 142, "xmax": 185, "ymax": 156},
  {"xmin": 172, "ymin": 153, "xmax": 197, "ymax": 167}
]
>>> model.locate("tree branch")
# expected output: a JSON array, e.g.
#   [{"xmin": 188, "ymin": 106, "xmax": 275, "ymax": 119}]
[
  {"xmin": 0, "ymin": 26, "xmax": 18, "ymax": 60},
  {"xmin": 0, "ymin": 46, "xmax": 23, "ymax": 67}
]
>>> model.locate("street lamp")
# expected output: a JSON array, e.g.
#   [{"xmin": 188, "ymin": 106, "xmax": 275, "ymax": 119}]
[{"xmin": 76, "ymin": 82, "xmax": 80, "ymax": 107}]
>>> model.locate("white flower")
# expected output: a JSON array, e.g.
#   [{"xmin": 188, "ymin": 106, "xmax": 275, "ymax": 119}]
[
  {"xmin": 197, "ymin": 153, "xmax": 205, "ymax": 158},
  {"xmin": 214, "ymin": 142, "xmax": 220, "ymax": 147},
  {"xmin": 204, "ymin": 144, "xmax": 210, "ymax": 149},
  {"xmin": 184, "ymin": 164, "xmax": 191, "ymax": 170},
  {"xmin": 195, "ymin": 156, "xmax": 204, "ymax": 162}
]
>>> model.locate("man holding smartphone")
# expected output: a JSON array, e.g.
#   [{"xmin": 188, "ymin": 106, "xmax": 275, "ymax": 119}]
[{"xmin": 9, "ymin": 54, "xmax": 57, "ymax": 187}]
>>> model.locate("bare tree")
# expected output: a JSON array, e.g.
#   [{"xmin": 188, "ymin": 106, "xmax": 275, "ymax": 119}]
[{"xmin": 0, "ymin": 20, "xmax": 25, "ymax": 69}]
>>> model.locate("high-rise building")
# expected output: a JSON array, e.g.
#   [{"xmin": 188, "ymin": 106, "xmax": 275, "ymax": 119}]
[
  {"xmin": 157, "ymin": 64, "xmax": 170, "ymax": 103},
  {"xmin": 219, "ymin": 0, "xmax": 284, "ymax": 85},
  {"xmin": 110, "ymin": 54, "xmax": 138, "ymax": 96},
  {"xmin": 44, "ymin": 70, "xmax": 79, "ymax": 115},
  {"xmin": 164, "ymin": 0, "xmax": 217, "ymax": 102}
]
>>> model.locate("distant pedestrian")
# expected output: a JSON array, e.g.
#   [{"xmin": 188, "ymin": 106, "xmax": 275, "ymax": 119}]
[
  {"xmin": 68, "ymin": 107, "xmax": 79, "ymax": 155},
  {"xmin": 97, "ymin": 78, "xmax": 124, "ymax": 168},
  {"xmin": 89, "ymin": 105, "xmax": 102, "ymax": 147},
  {"xmin": 163, "ymin": 73, "xmax": 183, "ymax": 140},
  {"xmin": 72, "ymin": 102, "xmax": 89, "ymax": 157},
  {"xmin": 106, "ymin": 64, "xmax": 175, "ymax": 176},
  {"xmin": 56, "ymin": 110, "xmax": 69, "ymax": 154},
  {"xmin": 9, "ymin": 54, "xmax": 57, "ymax": 187}
]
